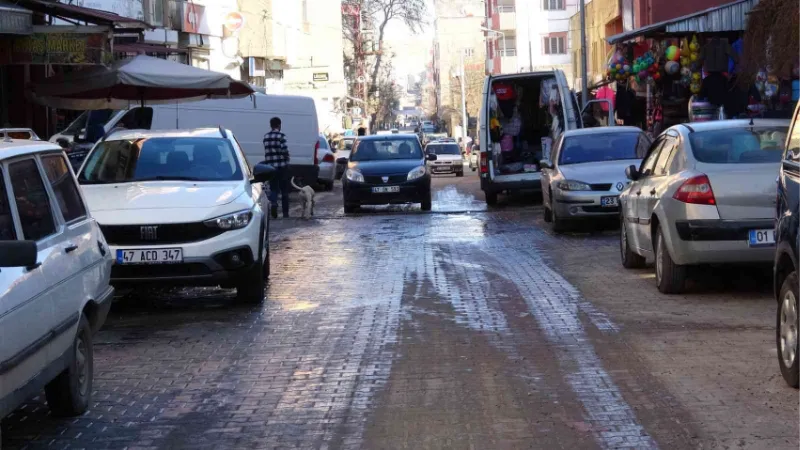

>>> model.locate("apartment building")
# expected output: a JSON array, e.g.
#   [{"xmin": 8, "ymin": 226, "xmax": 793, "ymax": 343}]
[{"xmin": 485, "ymin": 0, "xmax": 578, "ymax": 77}]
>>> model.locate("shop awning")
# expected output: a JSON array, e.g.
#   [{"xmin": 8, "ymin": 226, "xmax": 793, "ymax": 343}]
[
  {"xmin": 14, "ymin": 0, "xmax": 151, "ymax": 28},
  {"xmin": 606, "ymin": 0, "xmax": 760, "ymax": 44},
  {"xmin": 115, "ymin": 43, "xmax": 187, "ymax": 54}
]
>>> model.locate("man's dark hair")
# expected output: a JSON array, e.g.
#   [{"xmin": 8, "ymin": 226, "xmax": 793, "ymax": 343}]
[
  {"xmin": 357, "ymin": 127, "xmax": 366, "ymax": 136},
  {"xmin": 270, "ymin": 117, "xmax": 281, "ymax": 129}
]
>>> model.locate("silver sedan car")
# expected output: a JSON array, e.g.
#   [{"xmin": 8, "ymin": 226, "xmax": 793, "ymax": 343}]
[
  {"xmin": 619, "ymin": 119, "xmax": 790, "ymax": 294},
  {"xmin": 541, "ymin": 126, "xmax": 651, "ymax": 232}
]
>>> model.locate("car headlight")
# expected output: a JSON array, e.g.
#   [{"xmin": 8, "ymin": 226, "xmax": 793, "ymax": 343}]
[
  {"xmin": 204, "ymin": 209, "xmax": 253, "ymax": 230},
  {"xmin": 407, "ymin": 165, "xmax": 427, "ymax": 180},
  {"xmin": 556, "ymin": 180, "xmax": 592, "ymax": 191},
  {"xmin": 346, "ymin": 168, "xmax": 364, "ymax": 182}
]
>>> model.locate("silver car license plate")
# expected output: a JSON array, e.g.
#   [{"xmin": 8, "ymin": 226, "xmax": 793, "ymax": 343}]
[
  {"xmin": 600, "ymin": 196, "xmax": 619, "ymax": 207},
  {"xmin": 372, "ymin": 186, "xmax": 400, "ymax": 193},
  {"xmin": 748, "ymin": 229, "xmax": 775, "ymax": 247}
]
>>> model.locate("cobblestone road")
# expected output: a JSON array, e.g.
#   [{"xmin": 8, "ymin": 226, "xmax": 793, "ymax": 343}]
[{"xmin": 2, "ymin": 167, "xmax": 797, "ymax": 449}]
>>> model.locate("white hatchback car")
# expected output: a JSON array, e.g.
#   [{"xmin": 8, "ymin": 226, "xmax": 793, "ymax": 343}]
[
  {"xmin": 0, "ymin": 139, "xmax": 113, "ymax": 419},
  {"xmin": 76, "ymin": 128, "xmax": 275, "ymax": 303}
]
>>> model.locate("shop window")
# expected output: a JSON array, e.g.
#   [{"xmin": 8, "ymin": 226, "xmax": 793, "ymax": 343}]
[
  {"xmin": 543, "ymin": 0, "xmax": 564, "ymax": 10},
  {"xmin": 543, "ymin": 36, "xmax": 566, "ymax": 55},
  {"xmin": 9, "ymin": 159, "xmax": 56, "ymax": 241},
  {"xmin": 41, "ymin": 155, "xmax": 87, "ymax": 223}
]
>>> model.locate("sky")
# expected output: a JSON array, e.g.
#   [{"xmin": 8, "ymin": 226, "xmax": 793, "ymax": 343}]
[{"xmin": 383, "ymin": 0, "xmax": 435, "ymax": 83}]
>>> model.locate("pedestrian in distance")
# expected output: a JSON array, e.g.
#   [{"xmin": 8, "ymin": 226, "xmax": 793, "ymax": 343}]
[{"xmin": 263, "ymin": 117, "xmax": 291, "ymax": 219}]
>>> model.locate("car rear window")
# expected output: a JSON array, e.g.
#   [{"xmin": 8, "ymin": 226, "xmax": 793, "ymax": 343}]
[
  {"xmin": 559, "ymin": 132, "xmax": 645, "ymax": 165},
  {"xmin": 427, "ymin": 144, "xmax": 461, "ymax": 155},
  {"xmin": 688, "ymin": 127, "xmax": 788, "ymax": 164}
]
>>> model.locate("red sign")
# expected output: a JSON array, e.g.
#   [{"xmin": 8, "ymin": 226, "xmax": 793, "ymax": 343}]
[{"xmin": 224, "ymin": 12, "xmax": 244, "ymax": 32}]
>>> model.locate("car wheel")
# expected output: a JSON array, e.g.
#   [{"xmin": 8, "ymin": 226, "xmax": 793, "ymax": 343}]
[
  {"xmin": 654, "ymin": 227, "xmax": 686, "ymax": 294},
  {"xmin": 421, "ymin": 192, "xmax": 432, "ymax": 211},
  {"xmin": 543, "ymin": 206, "xmax": 552, "ymax": 223},
  {"xmin": 551, "ymin": 198, "xmax": 565, "ymax": 233},
  {"xmin": 45, "ymin": 314, "xmax": 93, "ymax": 417},
  {"xmin": 344, "ymin": 203, "xmax": 359, "ymax": 214},
  {"xmin": 236, "ymin": 231, "xmax": 266, "ymax": 304},
  {"xmin": 456, "ymin": 170, "xmax": 464, "ymax": 177},
  {"xmin": 778, "ymin": 271, "xmax": 799, "ymax": 388},
  {"xmin": 620, "ymin": 216, "xmax": 646, "ymax": 269},
  {"xmin": 485, "ymin": 191, "xmax": 498, "ymax": 206}
]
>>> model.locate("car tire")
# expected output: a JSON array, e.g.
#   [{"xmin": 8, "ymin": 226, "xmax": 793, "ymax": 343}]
[
  {"xmin": 655, "ymin": 227, "xmax": 686, "ymax": 294},
  {"xmin": 45, "ymin": 314, "xmax": 93, "ymax": 417},
  {"xmin": 485, "ymin": 191, "xmax": 498, "ymax": 206},
  {"xmin": 620, "ymin": 216, "xmax": 646, "ymax": 269},
  {"xmin": 777, "ymin": 271, "xmax": 799, "ymax": 388},
  {"xmin": 456, "ymin": 170, "xmax": 464, "ymax": 177},
  {"xmin": 421, "ymin": 192, "xmax": 432, "ymax": 211},
  {"xmin": 236, "ymin": 230, "xmax": 267, "ymax": 304},
  {"xmin": 344, "ymin": 203, "xmax": 359, "ymax": 214},
  {"xmin": 551, "ymin": 196, "xmax": 565, "ymax": 233},
  {"xmin": 543, "ymin": 206, "xmax": 552, "ymax": 223}
]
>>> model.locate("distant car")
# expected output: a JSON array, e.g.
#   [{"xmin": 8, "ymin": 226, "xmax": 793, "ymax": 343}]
[
  {"xmin": 775, "ymin": 105, "xmax": 799, "ymax": 388},
  {"xmin": 340, "ymin": 134, "xmax": 436, "ymax": 213},
  {"xmin": 619, "ymin": 119, "xmax": 790, "ymax": 294},
  {"xmin": 77, "ymin": 128, "xmax": 275, "ymax": 303},
  {"xmin": 541, "ymin": 127, "xmax": 650, "ymax": 232},
  {"xmin": 335, "ymin": 136, "xmax": 355, "ymax": 179},
  {"xmin": 426, "ymin": 141, "xmax": 464, "ymax": 177},
  {"xmin": 0, "ymin": 139, "xmax": 114, "ymax": 420},
  {"xmin": 0, "ymin": 128, "xmax": 40, "ymax": 141},
  {"xmin": 316, "ymin": 133, "xmax": 335, "ymax": 191}
]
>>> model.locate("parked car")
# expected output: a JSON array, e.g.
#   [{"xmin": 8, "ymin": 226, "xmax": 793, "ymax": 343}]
[
  {"xmin": 339, "ymin": 134, "xmax": 436, "ymax": 213},
  {"xmin": 775, "ymin": 105, "xmax": 799, "ymax": 388},
  {"xmin": 469, "ymin": 144, "xmax": 480, "ymax": 171},
  {"xmin": 425, "ymin": 141, "xmax": 464, "ymax": 177},
  {"xmin": 0, "ymin": 139, "xmax": 114, "ymax": 420},
  {"xmin": 51, "ymin": 93, "xmax": 320, "ymax": 182},
  {"xmin": 76, "ymin": 128, "xmax": 275, "ymax": 303},
  {"xmin": 619, "ymin": 119, "xmax": 790, "ymax": 294},
  {"xmin": 316, "ymin": 133, "xmax": 335, "ymax": 191},
  {"xmin": 540, "ymin": 127, "xmax": 650, "ymax": 232},
  {"xmin": 335, "ymin": 136, "xmax": 355, "ymax": 179}
]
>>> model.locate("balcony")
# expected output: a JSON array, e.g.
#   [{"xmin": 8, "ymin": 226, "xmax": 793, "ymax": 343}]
[
  {"xmin": 497, "ymin": 4, "xmax": 516, "ymax": 31},
  {"xmin": 500, "ymin": 48, "xmax": 517, "ymax": 74}
]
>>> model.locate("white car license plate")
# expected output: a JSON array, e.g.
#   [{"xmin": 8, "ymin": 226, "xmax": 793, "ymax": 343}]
[
  {"xmin": 600, "ymin": 196, "xmax": 619, "ymax": 207},
  {"xmin": 372, "ymin": 186, "xmax": 400, "ymax": 193},
  {"xmin": 523, "ymin": 164, "xmax": 538, "ymax": 172},
  {"xmin": 116, "ymin": 248, "xmax": 183, "ymax": 264},
  {"xmin": 748, "ymin": 229, "xmax": 775, "ymax": 247}
]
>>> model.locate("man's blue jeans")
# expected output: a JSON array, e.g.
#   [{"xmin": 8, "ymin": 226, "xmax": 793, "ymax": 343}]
[{"xmin": 268, "ymin": 167, "xmax": 290, "ymax": 217}]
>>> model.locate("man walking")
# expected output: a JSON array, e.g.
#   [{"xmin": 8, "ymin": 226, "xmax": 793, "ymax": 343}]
[{"xmin": 263, "ymin": 117, "xmax": 291, "ymax": 218}]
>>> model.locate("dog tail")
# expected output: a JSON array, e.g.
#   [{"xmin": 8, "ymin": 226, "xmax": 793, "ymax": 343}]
[{"xmin": 290, "ymin": 176, "xmax": 302, "ymax": 191}]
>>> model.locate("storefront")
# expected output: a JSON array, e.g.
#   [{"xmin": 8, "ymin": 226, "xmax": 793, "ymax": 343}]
[{"xmin": 604, "ymin": 0, "xmax": 797, "ymax": 136}]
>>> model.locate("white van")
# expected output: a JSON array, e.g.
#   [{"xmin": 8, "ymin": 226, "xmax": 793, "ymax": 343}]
[
  {"xmin": 51, "ymin": 93, "xmax": 320, "ymax": 181},
  {"xmin": 478, "ymin": 70, "xmax": 611, "ymax": 205}
]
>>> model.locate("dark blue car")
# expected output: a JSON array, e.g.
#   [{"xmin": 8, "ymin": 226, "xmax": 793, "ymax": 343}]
[
  {"xmin": 775, "ymin": 105, "xmax": 800, "ymax": 388},
  {"xmin": 339, "ymin": 135, "xmax": 436, "ymax": 213}
]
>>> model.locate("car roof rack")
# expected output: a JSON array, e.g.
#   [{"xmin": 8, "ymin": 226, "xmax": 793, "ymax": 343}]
[{"xmin": 218, "ymin": 125, "xmax": 228, "ymax": 138}]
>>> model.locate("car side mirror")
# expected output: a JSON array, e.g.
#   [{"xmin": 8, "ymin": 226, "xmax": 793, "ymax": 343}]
[
  {"xmin": 539, "ymin": 160, "xmax": 552, "ymax": 170},
  {"xmin": 252, "ymin": 162, "xmax": 276, "ymax": 183},
  {"xmin": 0, "ymin": 240, "xmax": 38, "ymax": 268},
  {"xmin": 426, "ymin": 154, "xmax": 438, "ymax": 161},
  {"xmin": 336, "ymin": 157, "xmax": 348, "ymax": 165},
  {"xmin": 625, "ymin": 164, "xmax": 640, "ymax": 181},
  {"xmin": 56, "ymin": 138, "xmax": 70, "ymax": 149}
]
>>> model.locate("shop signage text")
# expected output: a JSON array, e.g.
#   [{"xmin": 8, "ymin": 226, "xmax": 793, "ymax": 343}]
[
  {"xmin": 0, "ymin": 10, "xmax": 33, "ymax": 35},
  {"xmin": 0, "ymin": 33, "xmax": 109, "ymax": 65},
  {"xmin": 313, "ymin": 72, "xmax": 329, "ymax": 82}
]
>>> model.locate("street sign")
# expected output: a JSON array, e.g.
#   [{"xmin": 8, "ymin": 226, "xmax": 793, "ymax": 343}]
[
  {"xmin": 224, "ymin": 12, "xmax": 245, "ymax": 32},
  {"xmin": 313, "ymin": 72, "xmax": 329, "ymax": 82}
]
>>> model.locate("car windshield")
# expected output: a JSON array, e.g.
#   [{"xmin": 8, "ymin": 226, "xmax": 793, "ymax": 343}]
[
  {"xmin": 688, "ymin": 127, "xmax": 788, "ymax": 164},
  {"xmin": 318, "ymin": 137, "xmax": 330, "ymax": 150},
  {"xmin": 350, "ymin": 138, "xmax": 423, "ymax": 161},
  {"xmin": 427, "ymin": 144, "xmax": 461, "ymax": 155},
  {"xmin": 78, "ymin": 137, "xmax": 243, "ymax": 184},
  {"xmin": 559, "ymin": 132, "xmax": 645, "ymax": 165}
]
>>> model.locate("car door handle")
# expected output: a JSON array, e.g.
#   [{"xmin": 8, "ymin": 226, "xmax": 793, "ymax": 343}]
[
  {"xmin": 649, "ymin": 189, "xmax": 657, "ymax": 195},
  {"xmin": 65, "ymin": 244, "xmax": 79, "ymax": 254}
]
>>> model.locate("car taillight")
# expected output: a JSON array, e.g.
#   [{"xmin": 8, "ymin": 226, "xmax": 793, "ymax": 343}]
[
  {"xmin": 479, "ymin": 151, "xmax": 489, "ymax": 174},
  {"xmin": 314, "ymin": 140, "xmax": 320, "ymax": 165},
  {"xmin": 322, "ymin": 153, "xmax": 335, "ymax": 163},
  {"xmin": 673, "ymin": 174, "xmax": 716, "ymax": 205}
]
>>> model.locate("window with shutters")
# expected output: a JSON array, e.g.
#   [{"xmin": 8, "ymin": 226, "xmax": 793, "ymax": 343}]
[
  {"xmin": 543, "ymin": 36, "xmax": 566, "ymax": 55},
  {"xmin": 543, "ymin": 0, "xmax": 565, "ymax": 10}
]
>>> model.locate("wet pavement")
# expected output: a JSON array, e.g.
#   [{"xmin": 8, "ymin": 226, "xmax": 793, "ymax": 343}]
[{"xmin": 2, "ymin": 166, "xmax": 797, "ymax": 449}]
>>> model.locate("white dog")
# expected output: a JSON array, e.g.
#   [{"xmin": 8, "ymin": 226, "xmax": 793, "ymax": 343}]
[{"xmin": 290, "ymin": 177, "xmax": 315, "ymax": 219}]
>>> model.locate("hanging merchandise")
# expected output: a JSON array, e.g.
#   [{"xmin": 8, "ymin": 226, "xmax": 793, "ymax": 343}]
[
  {"xmin": 632, "ymin": 51, "xmax": 657, "ymax": 83},
  {"xmin": 606, "ymin": 47, "xmax": 630, "ymax": 81},
  {"xmin": 665, "ymin": 45, "xmax": 680, "ymax": 62},
  {"xmin": 689, "ymin": 36, "xmax": 702, "ymax": 94},
  {"xmin": 665, "ymin": 61, "xmax": 680, "ymax": 75},
  {"xmin": 680, "ymin": 38, "xmax": 690, "ymax": 68},
  {"xmin": 764, "ymin": 74, "xmax": 780, "ymax": 100}
]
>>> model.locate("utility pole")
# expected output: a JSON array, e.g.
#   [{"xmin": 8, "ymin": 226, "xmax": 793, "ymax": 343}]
[
  {"xmin": 526, "ymin": 1, "xmax": 533, "ymax": 71},
  {"xmin": 459, "ymin": 49, "xmax": 467, "ymax": 150},
  {"xmin": 579, "ymin": 0, "xmax": 588, "ymax": 106}
]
